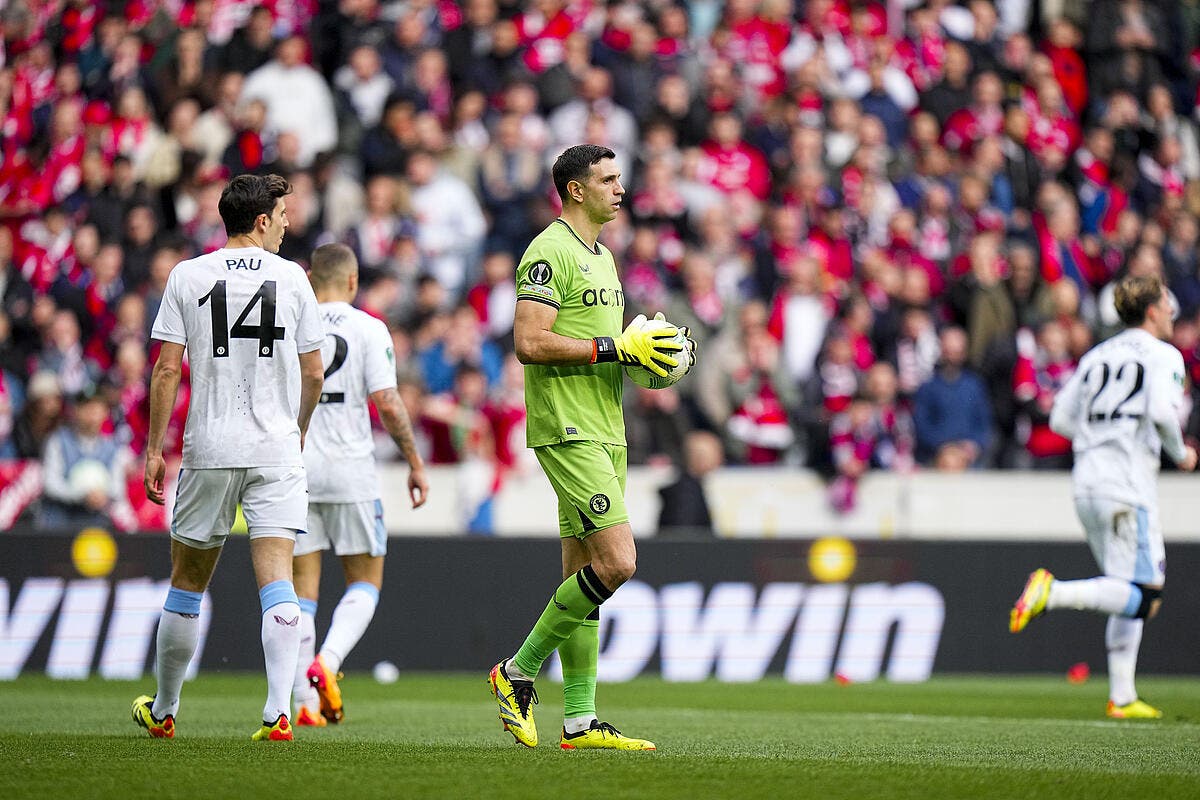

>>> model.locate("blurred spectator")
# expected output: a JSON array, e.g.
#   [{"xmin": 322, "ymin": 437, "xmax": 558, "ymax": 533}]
[
  {"xmin": 465, "ymin": 251, "xmax": 517, "ymax": 347},
  {"xmin": 406, "ymin": 149, "xmax": 486, "ymax": 297},
  {"xmin": 242, "ymin": 35, "xmax": 337, "ymax": 167},
  {"xmin": 922, "ymin": 41, "xmax": 973, "ymax": 127},
  {"xmin": 218, "ymin": 6, "xmax": 275, "ymax": 75},
  {"xmin": 1013, "ymin": 320, "xmax": 1076, "ymax": 469},
  {"xmin": 335, "ymin": 44, "xmax": 395, "ymax": 135},
  {"xmin": 625, "ymin": 383, "xmax": 690, "ymax": 467},
  {"xmin": 726, "ymin": 324, "xmax": 797, "ymax": 464},
  {"xmin": 1086, "ymin": 0, "xmax": 1168, "ymax": 101},
  {"xmin": 152, "ymin": 27, "xmax": 215, "ymax": 112},
  {"xmin": 37, "ymin": 388, "xmax": 133, "ymax": 530},
  {"xmin": 418, "ymin": 304, "xmax": 503, "ymax": 395},
  {"xmin": 478, "ymin": 112, "xmax": 544, "ymax": 257},
  {"xmin": 11, "ymin": 371, "xmax": 63, "ymax": 460},
  {"xmin": 767, "ymin": 254, "xmax": 832, "ymax": 387},
  {"xmin": 33, "ymin": 309, "xmax": 100, "ymax": 397},
  {"xmin": 193, "ymin": 72, "xmax": 243, "ymax": 168},
  {"xmin": 548, "ymin": 67, "xmax": 638, "ymax": 174},
  {"xmin": 346, "ymin": 174, "xmax": 409, "ymax": 276},
  {"xmin": 1006, "ymin": 241, "xmax": 1056, "ymax": 328},
  {"xmin": 913, "ymin": 326, "xmax": 994, "ymax": 469},
  {"xmin": 657, "ymin": 429, "xmax": 722, "ymax": 537},
  {"xmin": 1164, "ymin": 212, "xmax": 1200, "ymax": 318}
]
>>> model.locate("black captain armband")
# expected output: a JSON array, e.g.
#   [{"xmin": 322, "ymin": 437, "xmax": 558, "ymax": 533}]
[{"xmin": 592, "ymin": 336, "xmax": 618, "ymax": 364}]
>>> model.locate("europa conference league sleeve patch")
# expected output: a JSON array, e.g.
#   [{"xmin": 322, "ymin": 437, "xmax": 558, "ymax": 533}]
[{"xmin": 528, "ymin": 260, "xmax": 553, "ymax": 285}]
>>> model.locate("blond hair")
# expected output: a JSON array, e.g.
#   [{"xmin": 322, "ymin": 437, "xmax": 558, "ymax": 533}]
[{"xmin": 1113, "ymin": 274, "xmax": 1163, "ymax": 326}]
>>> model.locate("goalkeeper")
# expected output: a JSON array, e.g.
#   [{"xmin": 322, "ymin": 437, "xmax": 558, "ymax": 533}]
[{"xmin": 488, "ymin": 144, "xmax": 683, "ymax": 751}]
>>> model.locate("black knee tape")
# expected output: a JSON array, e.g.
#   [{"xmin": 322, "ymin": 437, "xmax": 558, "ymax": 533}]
[{"xmin": 1133, "ymin": 584, "xmax": 1162, "ymax": 619}]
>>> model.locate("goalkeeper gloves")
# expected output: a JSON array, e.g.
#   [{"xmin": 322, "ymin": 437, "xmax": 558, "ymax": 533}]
[
  {"xmin": 593, "ymin": 313, "xmax": 682, "ymax": 377},
  {"xmin": 655, "ymin": 312, "xmax": 698, "ymax": 373}
]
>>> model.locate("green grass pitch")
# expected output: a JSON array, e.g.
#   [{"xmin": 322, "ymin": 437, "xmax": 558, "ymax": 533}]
[{"xmin": 2, "ymin": 674, "xmax": 1199, "ymax": 799}]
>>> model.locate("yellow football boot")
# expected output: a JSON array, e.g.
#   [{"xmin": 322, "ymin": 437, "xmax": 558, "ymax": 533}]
[
  {"xmin": 1010, "ymin": 568, "xmax": 1054, "ymax": 633},
  {"xmin": 1106, "ymin": 699, "xmax": 1163, "ymax": 719},
  {"xmin": 251, "ymin": 714, "xmax": 294, "ymax": 741},
  {"xmin": 559, "ymin": 721, "xmax": 656, "ymax": 751},
  {"xmin": 489, "ymin": 659, "xmax": 538, "ymax": 747},
  {"xmin": 131, "ymin": 695, "xmax": 174, "ymax": 739}
]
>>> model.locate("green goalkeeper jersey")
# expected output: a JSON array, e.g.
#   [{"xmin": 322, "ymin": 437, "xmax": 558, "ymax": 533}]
[{"xmin": 516, "ymin": 219, "xmax": 625, "ymax": 448}]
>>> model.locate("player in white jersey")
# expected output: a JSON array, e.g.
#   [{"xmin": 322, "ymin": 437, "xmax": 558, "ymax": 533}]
[
  {"xmin": 289, "ymin": 244, "xmax": 429, "ymax": 726},
  {"xmin": 1010, "ymin": 275, "xmax": 1197, "ymax": 719},
  {"xmin": 132, "ymin": 174, "xmax": 326, "ymax": 742}
]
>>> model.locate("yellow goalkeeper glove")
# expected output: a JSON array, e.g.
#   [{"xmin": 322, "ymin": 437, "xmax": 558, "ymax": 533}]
[
  {"xmin": 654, "ymin": 312, "xmax": 698, "ymax": 372},
  {"xmin": 593, "ymin": 313, "xmax": 682, "ymax": 377}
]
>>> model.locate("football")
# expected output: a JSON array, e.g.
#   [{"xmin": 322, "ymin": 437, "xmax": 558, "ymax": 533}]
[{"xmin": 624, "ymin": 319, "xmax": 694, "ymax": 390}]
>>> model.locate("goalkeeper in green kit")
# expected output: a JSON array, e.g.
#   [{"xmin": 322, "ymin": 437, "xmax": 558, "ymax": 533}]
[{"xmin": 488, "ymin": 144, "xmax": 693, "ymax": 750}]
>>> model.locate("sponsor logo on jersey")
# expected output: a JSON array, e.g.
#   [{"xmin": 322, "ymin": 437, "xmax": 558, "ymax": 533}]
[
  {"xmin": 577, "ymin": 263, "xmax": 591, "ymax": 274},
  {"xmin": 589, "ymin": 494, "xmax": 610, "ymax": 515},
  {"xmin": 528, "ymin": 261, "xmax": 553, "ymax": 285},
  {"xmin": 581, "ymin": 287, "xmax": 624, "ymax": 307}
]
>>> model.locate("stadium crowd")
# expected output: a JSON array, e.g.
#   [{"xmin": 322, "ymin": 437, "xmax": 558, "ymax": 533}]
[{"xmin": 2, "ymin": 0, "xmax": 1200, "ymax": 529}]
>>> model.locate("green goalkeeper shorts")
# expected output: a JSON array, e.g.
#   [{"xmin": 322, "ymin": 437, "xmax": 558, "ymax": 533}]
[{"xmin": 533, "ymin": 440, "xmax": 629, "ymax": 539}]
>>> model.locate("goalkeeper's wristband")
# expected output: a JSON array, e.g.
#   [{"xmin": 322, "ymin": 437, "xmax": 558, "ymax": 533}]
[{"xmin": 593, "ymin": 336, "xmax": 618, "ymax": 364}]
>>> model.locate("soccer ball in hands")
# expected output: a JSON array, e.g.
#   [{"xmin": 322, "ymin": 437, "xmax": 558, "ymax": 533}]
[{"xmin": 624, "ymin": 316, "xmax": 695, "ymax": 390}]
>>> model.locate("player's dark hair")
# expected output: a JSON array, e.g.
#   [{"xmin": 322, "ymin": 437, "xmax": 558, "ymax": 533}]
[
  {"xmin": 1114, "ymin": 274, "xmax": 1164, "ymax": 326},
  {"xmin": 552, "ymin": 144, "xmax": 617, "ymax": 202},
  {"xmin": 309, "ymin": 242, "xmax": 358, "ymax": 288},
  {"xmin": 218, "ymin": 173, "xmax": 292, "ymax": 236}
]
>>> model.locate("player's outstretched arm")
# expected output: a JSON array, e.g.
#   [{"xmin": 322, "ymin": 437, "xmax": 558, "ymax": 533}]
[
  {"xmin": 370, "ymin": 386, "xmax": 429, "ymax": 508},
  {"xmin": 297, "ymin": 348, "xmax": 324, "ymax": 448},
  {"xmin": 144, "ymin": 342, "xmax": 185, "ymax": 505}
]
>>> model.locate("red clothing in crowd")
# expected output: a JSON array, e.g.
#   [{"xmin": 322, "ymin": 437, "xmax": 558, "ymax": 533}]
[
  {"xmin": 1013, "ymin": 347, "xmax": 1075, "ymax": 458},
  {"xmin": 941, "ymin": 105, "xmax": 1004, "ymax": 155},
  {"xmin": 697, "ymin": 140, "xmax": 772, "ymax": 200}
]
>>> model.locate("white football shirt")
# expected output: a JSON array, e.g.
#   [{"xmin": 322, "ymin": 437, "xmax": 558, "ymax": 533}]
[
  {"xmin": 303, "ymin": 301, "xmax": 397, "ymax": 502},
  {"xmin": 151, "ymin": 247, "xmax": 324, "ymax": 469},
  {"xmin": 1050, "ymin": 327, "xmax": 1187, "ymax": 508}
]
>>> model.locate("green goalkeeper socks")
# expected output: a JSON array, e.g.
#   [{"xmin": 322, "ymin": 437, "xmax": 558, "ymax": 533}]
[
  {"xmin": 559, "ymin": 610, "xmax": 599, "ymax": 718},
  {"xmin": 512, "ymin": 565, "xmax": 612, "ymax": 678}
]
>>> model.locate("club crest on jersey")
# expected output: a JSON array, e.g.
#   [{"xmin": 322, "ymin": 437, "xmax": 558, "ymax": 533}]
[
  {"xmin": 528, "ymin": 261, "xmax": 553, "ymax": 285},
  {"xmin": 589, "ymin": 493, "xmax": 610, "ymax": 515},
  {"xmin": 225, "ymin": 257, "xmax": 262, "ymax": 270}
]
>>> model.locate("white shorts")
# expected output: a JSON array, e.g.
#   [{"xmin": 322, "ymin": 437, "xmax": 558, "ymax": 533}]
[
  {"xmin": 1074, "ymin": 495, "xmax": 1165, "ymax": 586},
  {"xmin": 294, "ymin": 499, "xmax": 387, "ymax": 557},
  {"xmin": 171, "ymin": 466, "xmax": 308, "ymax": 549}
]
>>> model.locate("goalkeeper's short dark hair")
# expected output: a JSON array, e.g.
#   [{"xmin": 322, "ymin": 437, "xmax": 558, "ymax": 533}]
[{"xmin": 552, "ymin": 144, "xmax": 617, "ymax": 202}]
